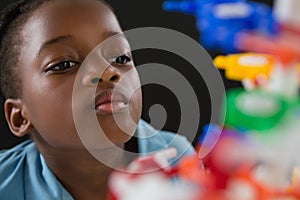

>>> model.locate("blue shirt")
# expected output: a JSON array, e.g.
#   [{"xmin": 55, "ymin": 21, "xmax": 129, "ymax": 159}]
[{"xmin": 0, "ymin": 120, "xmax": 194, "ymax": 200}]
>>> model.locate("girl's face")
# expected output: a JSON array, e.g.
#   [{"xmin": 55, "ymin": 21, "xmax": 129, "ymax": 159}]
[{"xmin": 17, "ymin": 0, "xmax": 142, "ymax": 149}]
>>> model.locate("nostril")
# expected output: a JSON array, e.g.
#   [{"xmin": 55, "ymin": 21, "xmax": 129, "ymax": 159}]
[
  {"xmin": 91, "ymin": 77, "xmax": 102, "ymax": 84},
  {"xmin": 110, "ymin": 75, "xmax": 119, "ymax": 82},
  {"xmin": 90, "ymin": 75, "xmax": 119, "ymax": 84}
]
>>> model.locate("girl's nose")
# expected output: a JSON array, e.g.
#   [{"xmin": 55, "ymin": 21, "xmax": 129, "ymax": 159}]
[{"xmin": 82, "ymin": 65, "xmax": 121, "ymax": 86}]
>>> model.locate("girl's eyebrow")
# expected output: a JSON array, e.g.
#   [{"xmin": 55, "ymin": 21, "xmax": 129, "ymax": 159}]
[
  {"xmin": 37, "ymin": 32, "xmax": 125, "ymax": 55},
  {"xmin": 38, "ymin": 35, "xmax": 72, "ymax": 55},
  {"xmin": 103, "ymin": 31, "xmax": 124, "ymax": 38},
  {"xmin": 102, "ymin": 31, "xmax": 127, "ymax": 43}
]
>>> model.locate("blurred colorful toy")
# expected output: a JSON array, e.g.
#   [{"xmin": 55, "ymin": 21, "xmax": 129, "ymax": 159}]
[
  {"xmin": 273, "ymin": 0, "xmax": 300, "ymax": 34},
  {"xmin": 107, "ymin": 148, "xmax": 197, "ymax": 200},
  {"xmin": 191, "ymin": 126, "xmax": 300, "ymax": 199},
  {"xmin": 108, "ymin": 125, "xmax": 300, "ymax": 199},
  {"xmin": 163, "ymin": 0, "xmax": 278, "ymax": 53},
  {"xmin": 214, "ymin": 52, "xmax": 299, "ymax": 98},
  {"xmin": 163, "ymin": 0, "xmax": 300, "ymax": 65},
  {"xmin": 214, "ymin": 53, "xmax": 274, "ymax": 82},
  {"xmin": 236, "ymin": 31, "xmax": 300, "ymax": 64}
]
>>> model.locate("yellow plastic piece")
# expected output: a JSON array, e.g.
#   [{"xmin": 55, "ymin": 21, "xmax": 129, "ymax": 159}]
[{"xmin": 214, "ymin": 53, "xmax": 275, "ymax": 81}]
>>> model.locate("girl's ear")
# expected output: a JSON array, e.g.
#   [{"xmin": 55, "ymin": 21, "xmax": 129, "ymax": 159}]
[{"xmin": 4, "ymin": 99, "xmax": 33, "ymax": 137}]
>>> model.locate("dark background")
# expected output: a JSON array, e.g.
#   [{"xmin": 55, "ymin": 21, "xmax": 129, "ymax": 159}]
[{"xmin": 0, "ymin": 0, "xmax": 273, "ymax": 149}]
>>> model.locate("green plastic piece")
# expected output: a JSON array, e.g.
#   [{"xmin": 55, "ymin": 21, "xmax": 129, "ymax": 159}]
[{"xmin": 224, "ymin": 88, "xmax": 291, "ymax": 131}]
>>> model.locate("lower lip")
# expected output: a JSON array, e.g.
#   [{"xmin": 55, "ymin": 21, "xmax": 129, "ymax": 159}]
[{"xmin": 96, "ymin": 101, "xmax": 127, "ymax": 115}]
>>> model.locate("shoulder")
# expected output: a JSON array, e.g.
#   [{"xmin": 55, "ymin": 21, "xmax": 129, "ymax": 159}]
[
  {"xmin": 136, "ymin": 120, "xmax": 195, "ymax": 165},
  {"xmin": 0, "ymin": 140, "xmax": 36, "ymax": 175},
  {"xmin": 0, "ymin": 140, "xmax": 36, "ymax": 198},
  {"xmin": 0, "ymin": 140, "xmax": 72, "ymax": 199}
]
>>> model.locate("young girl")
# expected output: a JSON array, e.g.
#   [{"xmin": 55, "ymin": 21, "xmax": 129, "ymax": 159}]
[{"xmin": 0, "ymin": 0, "xmax": 194, "ymax": 199}]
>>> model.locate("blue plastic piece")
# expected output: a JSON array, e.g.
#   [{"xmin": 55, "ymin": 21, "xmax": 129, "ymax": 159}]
[
  {"xmin": 198, "ymin": 123, "xmax": 221, "ymax": 144},
  {"xmin": 163, "ymin": 0, "xmax": 278, "ymax": 53}
]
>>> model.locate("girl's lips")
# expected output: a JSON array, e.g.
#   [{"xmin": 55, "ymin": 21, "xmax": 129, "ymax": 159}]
[{"xmin": 95, "ymin": 90, "xmax": 128, "ymax": 115}]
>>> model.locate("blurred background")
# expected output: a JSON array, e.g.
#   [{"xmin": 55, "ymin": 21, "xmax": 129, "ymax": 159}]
[{"xmin": 0, "ymin": 0, "xmax": 273, "ymax": 149}]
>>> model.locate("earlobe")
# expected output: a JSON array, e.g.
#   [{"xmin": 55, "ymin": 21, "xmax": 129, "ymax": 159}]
[{"xmin": 4, "ymin": 99, "xmax": 33, "ymax": 137}]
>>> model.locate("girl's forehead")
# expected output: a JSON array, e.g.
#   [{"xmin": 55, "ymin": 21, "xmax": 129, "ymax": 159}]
[
  {"xmin": 19, "ymin": 0, "xmax": 121, "ymax": 65},
  {"xmin": 22, "ymin": 0, "xmax": 120, "ymax": 40},
  {"xmin": 34, "ymin": 0, "xmax": 113, "ymax": 20}
]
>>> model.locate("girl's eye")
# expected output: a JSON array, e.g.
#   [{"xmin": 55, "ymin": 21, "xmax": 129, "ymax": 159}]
[
  {"xmin": 108, "ymin": 54, "xmax": 132, "ymax": 65},
  {"xmin": 45, "ymin": 61, "xmax": 78, "ymax": 73}
]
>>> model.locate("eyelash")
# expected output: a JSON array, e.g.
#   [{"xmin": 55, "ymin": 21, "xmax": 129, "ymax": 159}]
[
  {"xmin": 44, "ymin": 54, "xmax": 132, "ymax": 74},
  {"xmin": 45, "ymin": 60, "xmax": 78, "ymax": 73},
  {"xmin": 108, "ymin": 54, "xmax": 132, "ymax": 65}
]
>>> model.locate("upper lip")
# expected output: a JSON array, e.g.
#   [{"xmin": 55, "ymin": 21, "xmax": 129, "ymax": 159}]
[{"xmin": 94, "ymin": 89, "xmax": 128, "ymax": 109}]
